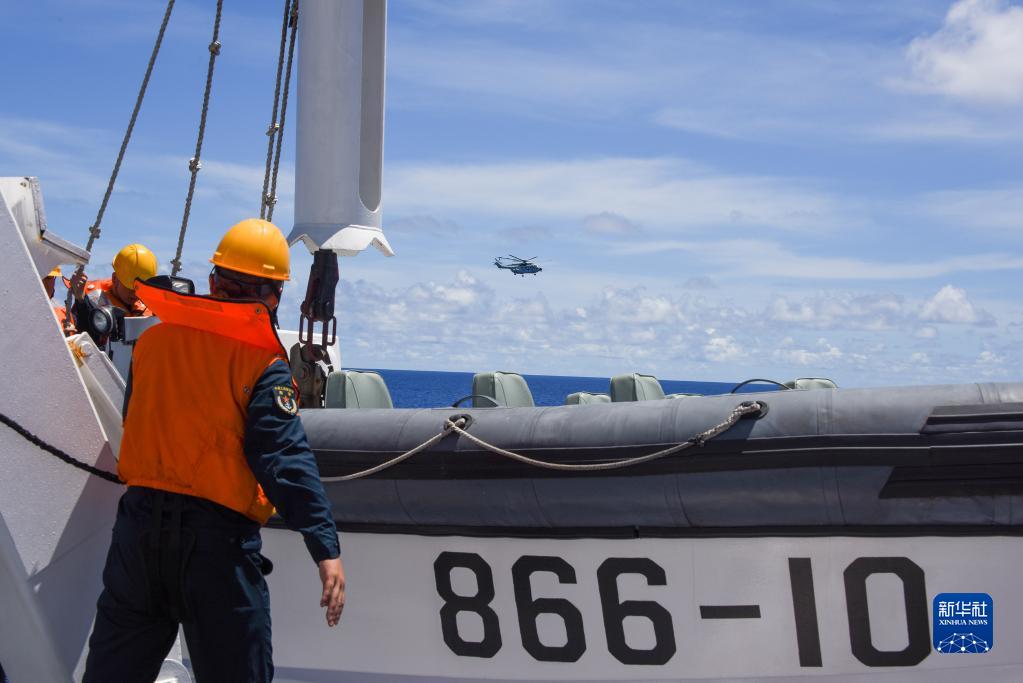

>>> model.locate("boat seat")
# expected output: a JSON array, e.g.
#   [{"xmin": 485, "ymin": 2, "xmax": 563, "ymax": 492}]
[
  {"xmin": 324, "ymin": 370, "xmax": 394, "ymax": 409},
  {"xmin": 610, "ymin": 373, "xmax": 666, "ymax": 401},
  {"xmin": 565, "ymin": 391, "xmax": 611, "ymax": 405},
  {"xmin": 472, "ymin": 371, "xmax": 535, "ymax": 408},
  {"xmin": 783, "ymin": 377, "xmax": 838, "ymax": 390}
]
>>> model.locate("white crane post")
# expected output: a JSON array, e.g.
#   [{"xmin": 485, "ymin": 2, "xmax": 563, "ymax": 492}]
[{"xmin": 289, "ymin": 0, "xmax": 393, "ymax": 257}]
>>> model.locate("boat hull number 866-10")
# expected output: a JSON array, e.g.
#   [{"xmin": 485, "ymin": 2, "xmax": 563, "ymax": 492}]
[{"xmin": 433, "ymin": 552, "xmax": 932, "ymax": 668}]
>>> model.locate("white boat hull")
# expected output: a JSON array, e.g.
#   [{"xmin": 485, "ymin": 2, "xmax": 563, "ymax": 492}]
[{"xmin": 263, "ymin": 529, "xmax": 1022, "ymax": 682}]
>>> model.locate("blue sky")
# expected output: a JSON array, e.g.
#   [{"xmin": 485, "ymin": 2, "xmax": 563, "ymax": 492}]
[{"xmin": 3, "ymin": 0, "xmax": 1022, "ymax": 385}]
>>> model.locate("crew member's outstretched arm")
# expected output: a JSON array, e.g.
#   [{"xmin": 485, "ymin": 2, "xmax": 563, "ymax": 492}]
[{"xmin": 244, "ymin": 360, "xmax": 344, "ymax": 625}]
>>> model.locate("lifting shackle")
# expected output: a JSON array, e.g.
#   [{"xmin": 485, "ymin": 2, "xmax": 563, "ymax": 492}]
[{"xmin": 298, "ymin": 249, "xmax": 339, "ymax": 362}]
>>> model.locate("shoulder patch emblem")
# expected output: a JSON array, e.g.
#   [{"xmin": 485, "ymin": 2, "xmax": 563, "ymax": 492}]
[{"xmin": 272, "ymin": 385, "xmax": 299, "ymax": 416}]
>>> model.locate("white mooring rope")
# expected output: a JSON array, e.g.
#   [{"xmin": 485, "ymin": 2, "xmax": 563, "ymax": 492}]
[{"xmin": 321, "ymin": 401, "xmax": 765, "ymax": 482}]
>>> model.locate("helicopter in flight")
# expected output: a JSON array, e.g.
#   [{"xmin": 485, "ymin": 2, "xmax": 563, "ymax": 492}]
[{"xmin": 494, "ymin": 255, "xmax": 543, "ymax": 276}]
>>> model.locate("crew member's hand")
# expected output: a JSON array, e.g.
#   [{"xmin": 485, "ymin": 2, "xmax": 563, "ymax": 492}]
[
  {"xmin": 70, "ymin": 270, "xmax": 88, "ymax": 302},
  {"xmin": 318, "ymin": 557, "xmax": 345, "ymax": 627}
]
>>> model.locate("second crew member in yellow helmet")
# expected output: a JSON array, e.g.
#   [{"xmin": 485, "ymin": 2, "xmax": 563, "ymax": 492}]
[
  {"xmin": 42, "ymin": 265, "xmax": 75, "ymax": 334},
  {"xmin": 83, "ymin": 219, "xmax": 344, "ymax": 682},
  {"xmin": 70, "ymin": 243, "xmax": 159, "ymax": 329}
]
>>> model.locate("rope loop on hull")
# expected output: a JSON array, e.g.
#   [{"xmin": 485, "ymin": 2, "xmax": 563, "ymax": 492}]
[
  {"xmin": 321, "ymin": 400, "xmax": 766, "ymax": 482},
  {"xmin": 2, "ymin": 396, "xmax": 764, "ymax": 485}
]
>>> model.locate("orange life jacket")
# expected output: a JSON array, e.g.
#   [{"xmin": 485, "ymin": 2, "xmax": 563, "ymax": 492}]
[
  {"xmin": 82, "ymin": 278, "xmax": 152, "ymax": 316},
  {"xmin": 51, "ymin": 302, "xmax": 70, "ymax": 329},
  {"xmin": 117, "ymin": 282, "xmax": 288, "ymax": 523}
]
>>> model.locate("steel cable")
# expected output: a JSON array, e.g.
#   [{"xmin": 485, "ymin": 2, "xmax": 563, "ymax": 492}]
[
  {"xmin": 64, "ymin": 0, "xmax": 175, "ymax": 320},
  {"xmin": 170, "ymin": 0, "xmax": 225, "ymax": 276},
  {"xmin": 265, "ymin": 0, "xmax": 299, "ymax": 223},
  {"xmin": 260, "ymin": 0, "xmax": 293, "ymax": 219}
]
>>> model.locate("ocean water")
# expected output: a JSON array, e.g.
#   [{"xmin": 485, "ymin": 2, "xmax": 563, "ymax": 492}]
[{"xmin": 359, "ymin": 368, "xmax": 777, "ymax": 408}]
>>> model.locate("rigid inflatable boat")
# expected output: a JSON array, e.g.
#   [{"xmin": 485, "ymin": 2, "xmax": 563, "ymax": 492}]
[
  {"xmin": 257, "ymin": 379, "xmax": 1023, "ymax": 681},
  {"xmin": 2, "ymin": 2, "xmax": 1022, "ymax": 682}
]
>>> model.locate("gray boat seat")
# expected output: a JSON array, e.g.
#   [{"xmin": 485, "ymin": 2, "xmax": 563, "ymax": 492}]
[
  {"xmin": 565, "ymin": 391, "xmax": 611, "ymax": 405},
  {"xmin": 784, "ymin": 377, "xmax": 838, "ymax": 390},
  {"xmin": 472, "ymin": 371, "xmax": 535, "ymax": 408},
  {"xmin": 610, "ymin": 373, "xmax": 665, "ymax": 402},
  {"xmin": 324, "ymin": 370, "xmax": 394, "ymax": 409}
]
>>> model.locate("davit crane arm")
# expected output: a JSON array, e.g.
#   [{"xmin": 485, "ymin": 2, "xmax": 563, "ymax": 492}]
[{"xmin": 287, "ymin": 0, "xmax": 394, "ymax": 406}]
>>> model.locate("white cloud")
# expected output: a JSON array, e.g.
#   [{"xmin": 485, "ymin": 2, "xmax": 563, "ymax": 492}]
[
  {"xmin": 773, "ymin": 339, "xmax": 846, "ymax": 367},
  {"xmin": 388, "ymin": 215, "xmax": 462, "ymax": 236},
  {"xmin": 0, "ymin": 117, "xmax": 112, "ymax": 204},
  {"xmin": 918, "ymin": 185, "xmax": 1023, "ymax": 234},
  {"xmin": 387, "ymin": 157, "xmax": 844, "ymax": 233},
  {"xmin": 497, "ymin": 224, "xmax": 554, "ymax": 241},
  {"xmin": 389, "ymin": 31, "xmax": 676, "ymax": 117},
  {"xmin": 762, "ymin": 287, "xmax": 998, "ymax": 331},
  {"xmin": 864, "ymin": 113, "xmax": 1023, "ymax": 141},
  {"xmin": 919, "ymin": 284, "xmax": 995, "ymax": 324},
  {"xmin": 402, "ymin": 0, "xmax": 562, "ymax": 27},
  {"xmin": 767, "ymin": 292, "xmax": 908, "ymax": 329},
  {"xmin": 622, "ymin": 238, "xmax": 1023, "ymax": 280},
  {"xmin": 978, "ymin": 349, "xmax": 1004, "ymax": 365},
  {"xmin": 704, "ymin": 335, "xmax": 743, "ymax": 362},
  {"xmin": 683, "ymin": 276, "xmax": 718, "ymax": 290},
  {"xmin": 904, "ymin": 0, "xmax": 1023, "ymax": 104},
  {"xmin": 581, "ymin": 212, "xmax": 640, "ymax": 236},
  {"xmin": 293, "ymin": 267, "xmax": 1021, "ymax": 386},
  {"xmin": 653, "ymin": 108, "xmax": 748, "ymax": 139}
]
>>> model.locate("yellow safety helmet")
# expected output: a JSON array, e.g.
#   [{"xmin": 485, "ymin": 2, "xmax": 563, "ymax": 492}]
[
  {"xmin": 112, "ymin": 244, "xmax": 159, "ymax": 288},
  {"xmin": 46, "ymin": 266, "xmax": 62, "ymax": 278},
  {"xmin": 210, "ymin": 218, "xmax": 290, "ymax": 281}
]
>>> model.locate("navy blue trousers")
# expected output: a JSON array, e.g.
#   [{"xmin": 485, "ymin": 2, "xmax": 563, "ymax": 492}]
[{"xmin": 83, "ymin": 488, "xmax": 273, "ymax": 683}]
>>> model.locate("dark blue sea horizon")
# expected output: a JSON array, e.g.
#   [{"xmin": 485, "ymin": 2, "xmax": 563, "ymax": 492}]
[{"xmin": 356, "ymin": 368, "xmax": 775, "ymax": 408}]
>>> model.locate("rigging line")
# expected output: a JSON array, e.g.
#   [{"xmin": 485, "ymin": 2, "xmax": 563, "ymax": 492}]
[
  {"xmin": 442, "ymin": 401, "xmax": 765, "ymax": 472},
  {"xmin": 170, "ymin": 0, "xmax": 225, "ymax": 276},
  {"xmin": 320, "ymin": 401, "xmax": 765, "ymax": 482},
  {"xmin": 266, "ymin": 0, "xmax": 299, "ymax": 223},
  {"xmin": 0, "ymin": 413, "xmax": 122, "ymax": 484},
  {"xmin": 260, "ymin": 0, "xmax": 294, "ymax": 219},
  {"xmin": 64, "ymin": 0, "xmax": 175, "ymax": 319},
  {"xmin": 320, "ymin": 418, "xmax": 463, "ymax": 483}
]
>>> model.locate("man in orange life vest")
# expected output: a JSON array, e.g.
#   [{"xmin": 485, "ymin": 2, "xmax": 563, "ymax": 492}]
[
  {"xmin": 83, "ymin": 219, "xmax": 344, "ymax": 682},
  {"xmin": 69, "ymin": 242, "xmax": 157, "ymax": 335},
  {"xmin": 42, "ymin": 265, "xmax": 74, "ymax": 333}
]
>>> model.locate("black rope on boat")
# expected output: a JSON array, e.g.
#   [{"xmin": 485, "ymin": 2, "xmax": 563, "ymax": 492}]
[
  {"xmin": 730, "ymin": 378, "xmax": 790, "ymax": 394},
  {"xmin": 0, "ymin": 413, "xmax": 122, "ymax": 484}
]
